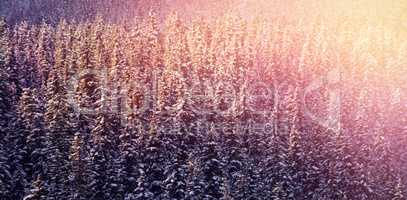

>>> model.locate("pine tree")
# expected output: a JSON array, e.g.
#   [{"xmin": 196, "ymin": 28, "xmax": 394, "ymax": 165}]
[
  {"xmin": 163, "ymin": 120, "xmax": 190, "ymax": 199},
  {"xmin": 44, "ymin": 67, "xmax": 75, "ymax": 199},
  {"xmin": 141, "ymin": 11, "xmax": 162, "ymax": 80},
  {"xmin": 75, "ymin": 22, "xmax": 99, "ymax": 131},
  {"xmin": 19, "ymin": 88, "xmax": 46, "ymax": 181},
  {"xmin": 133, "ymin": 126, "xmax": 167, "ymax": 199},
  {"xmin": 0, "ymin": 17, "xmax": 10, "ymax": 71},
  {"xmin": 23, "ymin": 175, "xmax": 48, "ymax": 200},
  {"xmin": 187, "ymin": 19, "xmax": 215, "ymax": 121},
  {"xmin": 141, "ymin": 12, "xmax": 163, "ymax": 123},
  {"xmin": 392, "ymin": 177, "xmax": 405, "ymax": 200},
  {"xmin": 6, "ymin": 119, "xmax": 29, "ymax": 199},
  {"xmin": 159, "ymin": 12, "xmax": 191, "ymax": 122},
  {"xmin": 219, "ymin": 128, "xmax": 244, "ymax": 199},
  {"xmin": 163, "ymin": 12, "xmax": 190, "ymax": 73},
  {"xmin": 244, "ymin": 121, "xmax": 270, "ymax": 199},
  {"xmin": 262, "ymin": 86, "xmax": 304, "ymax": 199},
  {"xmin": 198, "ymin": 126, "xmax": 225, "ymax": 199},
  {"xmin": 87, "ymin": 77, "xmax": 122, "ymax": 199},
  {"xmin": 13, "ymin": 21, "xmax": 37, "ymax": 90},
  {"xmin": 188, "ymin": 18, "xmax": 211, "ymax": 80},
  {"xmin": 109, "ymin": 25, "xmax": 129, "ymax": 121},
  {"xmin": 0, "ymin": 20, "xmax": 30, "ymax": 200},
  {"xmin": 68, "ymin": 132, "xmax": 87, "ymax": 200},
  {"xmin": 0, "ymin": 17, "xmax": 14, "ymax": 107},
  {"xmin": 118, "ymin": 122, "xmax": 141, "ymax": 198},
  {"xmin": 35, "ymin": 22, "xmax": 53, "ymax": 89},
  {"xmin": 0, "ymin": 16, "xmax": 10, "ymax": 140},
  {"xmin": 54, "ymin": 20, "xmax": 69, "ymax": 82},
  {"xmin": 0, "ymin": 142, "xmax": 11, "ymax": 199},
  {"xmin": 0, "ymin": 17, "xmax": 15, "ymax": 199}
]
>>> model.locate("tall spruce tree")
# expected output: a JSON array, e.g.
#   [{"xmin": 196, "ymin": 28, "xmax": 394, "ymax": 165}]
[
  {"xmin": 68, "ymin": 132, "xmax": 88, "ymax": 200},
  {"xmin": 133, "ymin": 124, "xmax": 167, "ymax": 199},
  {"xmin": 19, "ymin": 88, "xmax": 46, "ymax": 181},
  {"xmin": 163, "ymin": 119, "xmax": 190, "ymax": 199},
  {"xmin": 35, "ymin": 22, "xmax": 54, "ymax": 89},
  {"xmin": 198, "ymin": 125, "xmax": 225, "ymax": 199},
  {"xmin": 0, "ymin": 17, "xmax": 14, "ymax": 199},
  {"xmin": 44, "ymin": 67, "xmax": 75, "ymax": 199},
  {"xmin": 1, "ymin": 17, "xmax": 30, "ymax": 200},
  {"xmin": 23, "ymin": 175, "xmax": 48, "ymax": 200},
  {"xmin": 87, "ymin": 65, "xmax": 122, "ymax": 199}
]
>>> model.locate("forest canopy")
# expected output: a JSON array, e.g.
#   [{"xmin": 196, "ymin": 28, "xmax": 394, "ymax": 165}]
[{"xmin": 0, "ymin": 0, "xmax": 407, "ymax": 200}]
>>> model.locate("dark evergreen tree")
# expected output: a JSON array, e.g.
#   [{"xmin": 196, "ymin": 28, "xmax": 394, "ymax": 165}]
[
  {"xmin": 118, "ymin": 119, "xmax": 142, "ymax": 197},
  {"xmin": 133, "ymin": 125, "xmax": 167, "ymax": 199},
  {"xmin": 19, "ymin": 88, "xmax": 46, "ymax": 181},
  {"xmin": 219, "ymin": 129, "xmax": 244, "ymax": 199},
  {"xmin": 34, "ymin": 22, "xmax": 53, "ymax": 89},
  {"xmin": 392, "ymin": 177, "xmax": 406, "ymax": 200},
  {"xmin": 68, "ymin": 132, "xmax": 88, "ymax": 200},
  {"xmin": 1, "ymin": 20, "xmax": 29, "ymax": 199},
  {"xmin": 87, "ymin": 80, "xmax": 122, "ymax": 199},
  {"xmin": 13, "ymin": 21, "xmax": 37, "ymax": 90},
  {"xmin": 198, "ymin": 126, "xmax": 225, "ymax": 199},
  {"xmin": 163, "ymin": 120, "xmax": 191, "ymax": 199},
  {"xmin": 0, "ymin": 16, "xmax": 13, "ymax": 199},
  {"xmin": 23, "ymin": 175, "xmax": 48, "ymax": 200},
  {"xmin": 44, "ymin": 67, "xmax": 75, "ymax": 199},
  {"xmin": 6, "ymin": 104, "xmax": 28, "ymax": 200}
]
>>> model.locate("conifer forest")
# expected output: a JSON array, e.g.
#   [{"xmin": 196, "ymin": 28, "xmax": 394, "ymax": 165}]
[{"xmin": 1, "ymin": 0, "xmax": 407, "ymax": 199}]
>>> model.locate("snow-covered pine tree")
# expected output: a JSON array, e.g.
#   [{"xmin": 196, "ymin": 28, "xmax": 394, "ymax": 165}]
[
  {"xmin": 0, "ymin": 17, "xmax": 15, "ymax": 199},
  {"xmin": 158, "ymin": 12, "xmax": 190, "ymax": 123},
  {"xmin": 0, "ymin": 138, "xmax": 11, "ymax": 199},
  {"xmin": 368, "ymin": 128, "xmax": 398, "ymax": 199},
  {"xmin": 265, "ymin": 86, "xmax": 304, "ymax": 199},
  {"xmin": 75, "ymin": 22, "xmax": 99, "ymax": 130},
  {"xmin": 184, "ymin": 119, "xmax": 206, "ymax": 199},
  {"xmin": 234, "ymin": 126, "xmax": 266, "ymax": 199},
  {"xmin": 88, "ymin": 69, "xmax": 123, "ymax": 199},
  {"xmin": 53, "ymin": 20, "xmax": 70, "ymax": 83},
  {"xmin": 118, "ymin": 120, "xmax": 142, "ymax": 198},
  {"xmin": 224, "ymin": 15, "xmax": 247, "ymax": 88},
  {"xmin": 218, "ymin": 127, "xmax": 244, "ymax": 199},
  {"xmin": 19, "ymin": 88, "xmax": 46, "ymax": 181},
  {"xmin": 392, "ymin": 176, "xmax": 406, "ymax": 200},
  {"xmin": 34, "ymin": 22, "xmax": 54, "ymax": 89},
  {"xmin": 44, "ymin": 66, "xmax": 75, "ymax": 200},
  {"xmin": 187, "ymin": 17, "xmax": 211, "ymax": 81},
  {"xmin": 141, "ymin": 11, "xmax": 162, "ymax": 82},
  {"xmin": 68, "ymin": 132, "xmax": 87, "ymax": 200},
  {"xmin": 107, "ymin": 24, "xmax": 144, "ymax": 197},
  {"xmin": 0, "ymin": 17, "xmax": 11, "ymax": 79},
  {"xmin": 13, "ymin": 21, "xmax": 37, "ymax": 90},
  {"xmin": 0, "ymin": 16, "xmax": 9, "ymax": 131},
  {"xmin": 146, "ymin": 131, "xmax": 167, "ymax": 198},
  {"xmin": 124, "ymin": 15, "xmax": 154, "ymax": 125},
  {"xmin": 186, "ymin": 18, "xmax": 216, "ymax": 123},
  {"xmin": 163, "ymin": 12, "xmax": 190, "ymax": 75},
  {"xmin": 198, "ymin": 124, "xmax": 225, "ymax": 199},
  {"xmin": 128, "ymin": 122, "xmax": 162, "ymax": 199},
  {"xmin": 23, "ymin": 175, "xmax": 48, "ymax": 200},
  {"xmin": 0, "ymin": 20, "xmax": 30, "ymax": 200},
  {"xmin": 4, "ymin": 116, "xmax": 28, "ymax": 200},
  {"xmin": 163, "ymin": 119, "xmax": 190, "ymax": 199},
  {"xmin": 209, "ymin": 15, "xmax": 227, "ymax": 80},
  {"xmin": 88, "ymin": 109, "xmax": 122, "ymax": 199}
]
